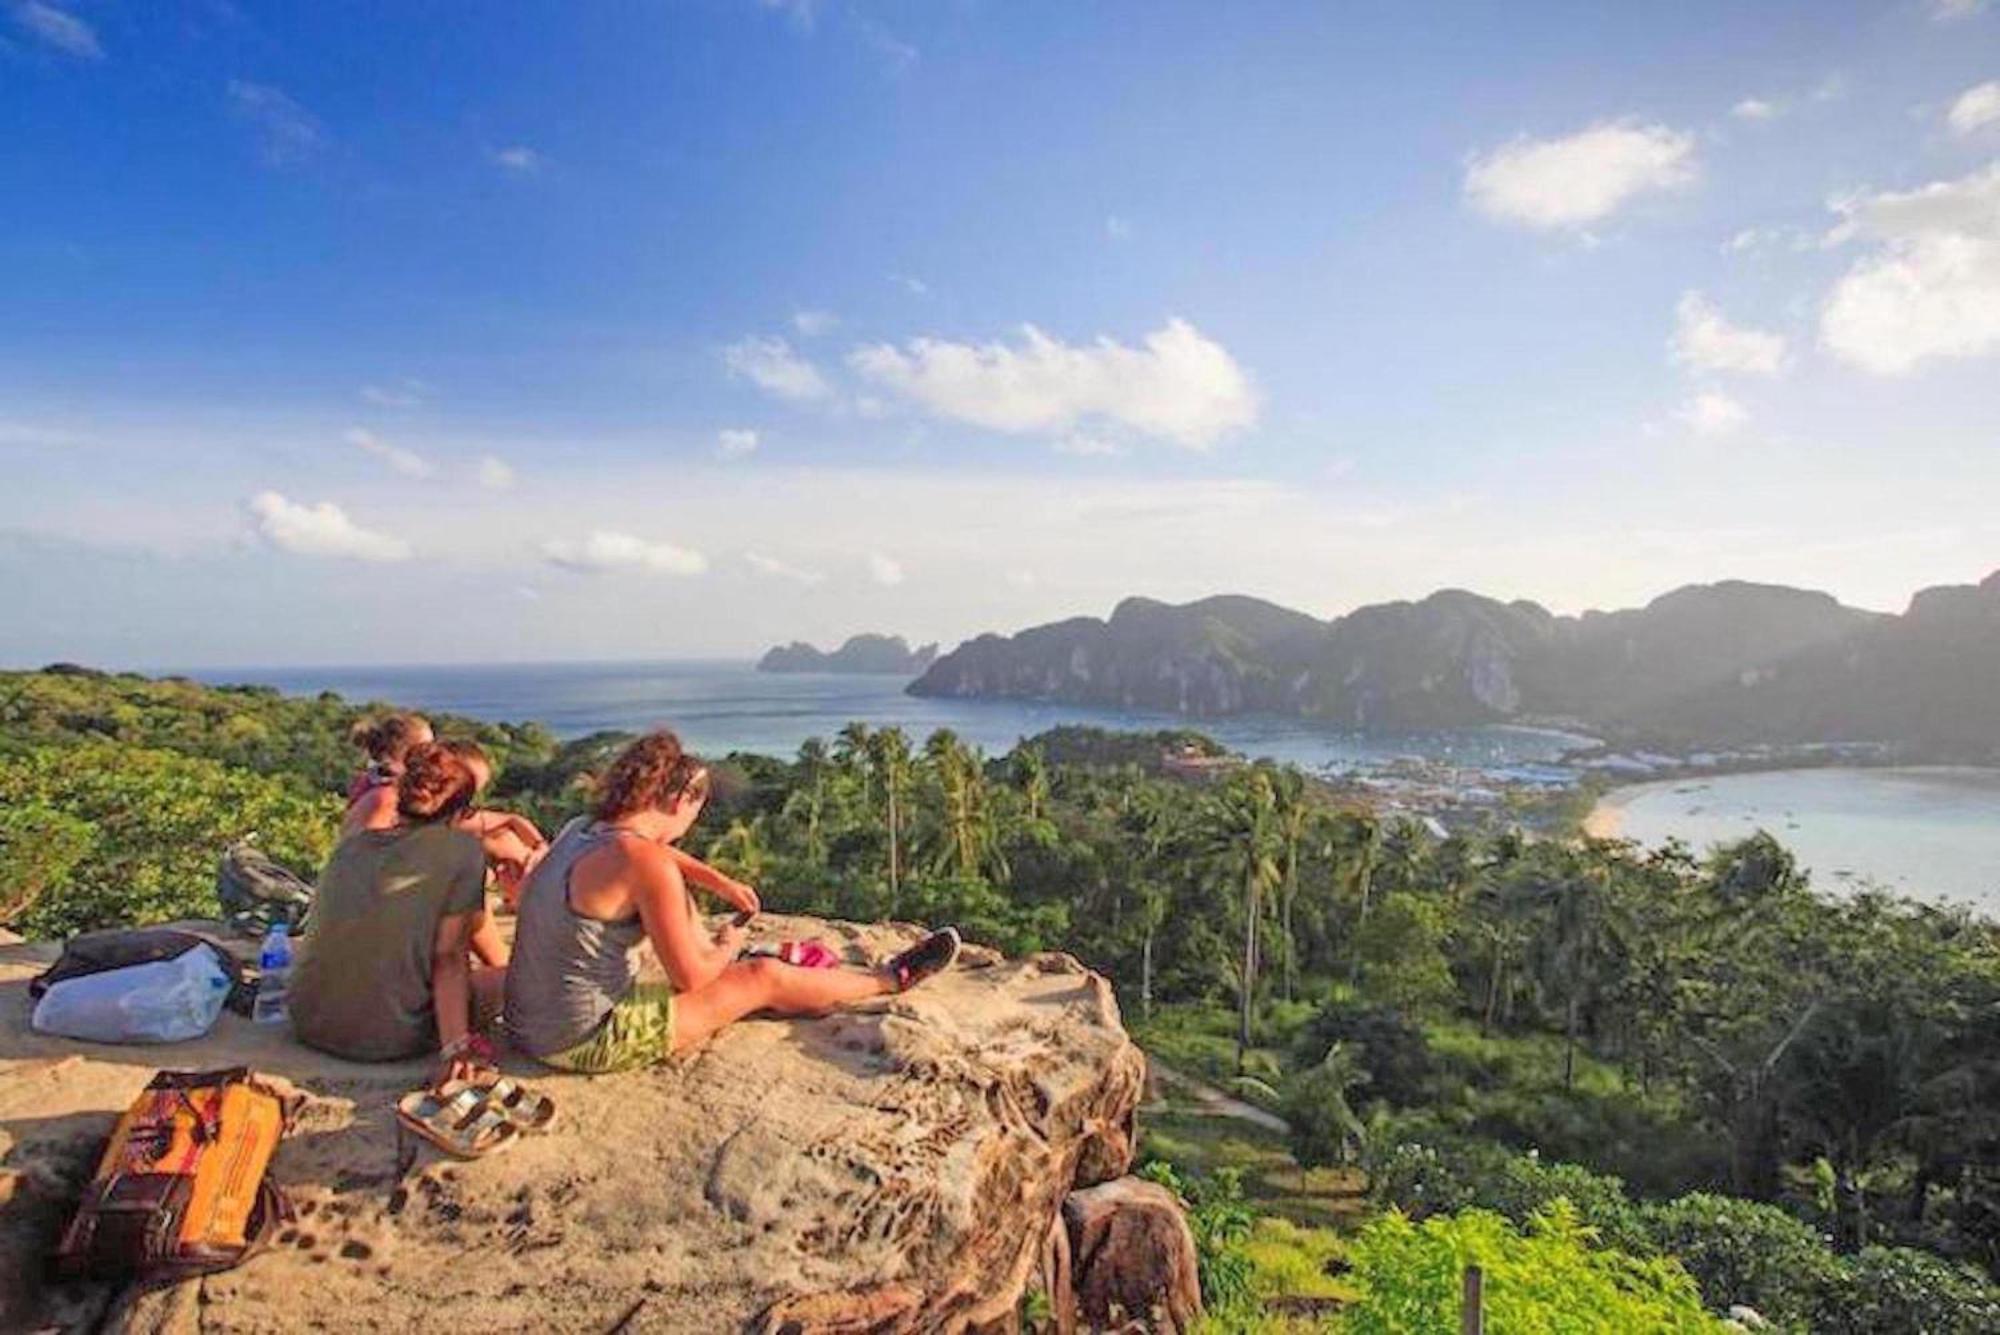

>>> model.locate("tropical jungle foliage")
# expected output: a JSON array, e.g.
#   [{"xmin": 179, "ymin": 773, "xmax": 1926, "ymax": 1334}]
[{"xmin": 4, "ymin": 667, "xmax": 1999, "ymax": 1329}]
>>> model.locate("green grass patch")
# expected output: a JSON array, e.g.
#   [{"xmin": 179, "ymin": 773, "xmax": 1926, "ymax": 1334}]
[{"xmin": 1141, "ymin": 1111, "xmax": 1367, "ymax": 1231}]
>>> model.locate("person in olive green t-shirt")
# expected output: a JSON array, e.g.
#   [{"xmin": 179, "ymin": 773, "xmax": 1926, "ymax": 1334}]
[{"xmin": 291, "ymin": 744, "xmax": 506, "ymax": 1083}]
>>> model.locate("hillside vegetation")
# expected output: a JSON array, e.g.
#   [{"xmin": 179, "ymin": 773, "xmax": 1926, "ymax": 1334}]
[
  {"xmin": 911, "ymin": 571, "xmax": 2000, "ymax": 758},
  {"xmin": 3, "ymin": 667, "xmax": 1998, "ymax": 1330}
]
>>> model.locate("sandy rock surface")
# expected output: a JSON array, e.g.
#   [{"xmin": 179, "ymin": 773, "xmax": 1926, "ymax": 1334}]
[{"xmin": 0, "ymin": 916, "xmax": 1145, "ymax": 1333}]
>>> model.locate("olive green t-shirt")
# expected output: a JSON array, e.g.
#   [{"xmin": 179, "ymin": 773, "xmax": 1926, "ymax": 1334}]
[{"xmin": 290, "ymin": 823, "xmax": 486, "ymax": 1062}]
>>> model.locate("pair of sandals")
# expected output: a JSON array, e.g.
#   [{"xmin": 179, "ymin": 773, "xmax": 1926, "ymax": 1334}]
[{"xmin": 396, "ymin": 1075, "xmax": 556, "ymax": 1160}]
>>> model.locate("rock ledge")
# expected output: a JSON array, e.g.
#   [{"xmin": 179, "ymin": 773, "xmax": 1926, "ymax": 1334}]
[{"xmin": 0, "ymin": 916, "xmax": 1147, "ymax": 1333}]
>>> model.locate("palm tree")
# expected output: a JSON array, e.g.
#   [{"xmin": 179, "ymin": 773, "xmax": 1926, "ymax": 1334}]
[
  {"xmin": 1339, "ymin": 812, "xmax": 1383, "ymax": 987},
  {"xmin": 1201, "ymin": 770, "xmax": 1283, "ymax": 1072},
  {"xmin": 1118, "ymin": 780, "xmax": 1180, "ymax": 1020},
  {"xmin": 1271, "ymin": 769, "xmax": 1309, "ymax": 1003},
  {"xmin": 1510, "ymin": 849, "xmax": 1626, "ymax": 1088},
  {"xmin": 923, "ymin": 729, "xmax": 1006, "ymax": 883},
  {"xmin": 709, "ymin": 814, "xmax": 769, "ymax": 885},
  {"xmin": 865, "ymin": 728, "xmax": 913, "ymax": 908},
  {"xmin": 1011, "ymin": 744, "xmax": 1051, "ymax": 824},
  {"xmin": 833, "ymin": 722, "xmax": 873, "ymax": 788},
  {"xmin": 785, "ymin": 737, "xmax": 831, "ymax": 868}
]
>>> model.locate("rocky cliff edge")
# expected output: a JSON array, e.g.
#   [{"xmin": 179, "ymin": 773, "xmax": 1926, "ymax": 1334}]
[{"xmin": 0, "ymin": 916, "xmax": 1150, "ymax": 1333}]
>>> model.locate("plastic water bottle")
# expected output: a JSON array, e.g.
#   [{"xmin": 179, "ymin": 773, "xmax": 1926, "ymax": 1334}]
[{"xmin": 253, "ymin": 922, "xmax": 292, "ymax": 1025}]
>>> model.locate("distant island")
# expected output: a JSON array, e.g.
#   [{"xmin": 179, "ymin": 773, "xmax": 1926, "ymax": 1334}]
[
  {"xmin": 909, "ymin": 570, "xmax": 2000, "ymax": 761},
  {"xmin": 758, "ymin": 633, "xmax": 939, "ymax": 676}
]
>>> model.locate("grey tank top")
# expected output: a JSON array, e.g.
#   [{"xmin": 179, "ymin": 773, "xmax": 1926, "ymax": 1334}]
[{"xmin": 505, "ymin": 818, "xmax": 650, "ymax": 1057}]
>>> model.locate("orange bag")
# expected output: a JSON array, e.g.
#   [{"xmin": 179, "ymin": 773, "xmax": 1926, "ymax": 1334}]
[{"xmin": 56, "ymin": 1067, "xmax": 299, "ymax": 1282}]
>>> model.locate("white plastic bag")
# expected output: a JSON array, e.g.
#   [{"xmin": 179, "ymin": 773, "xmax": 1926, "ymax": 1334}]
[{"xmin": 30, "ymin": 944, "xmax": 232, "ymax": 1043}]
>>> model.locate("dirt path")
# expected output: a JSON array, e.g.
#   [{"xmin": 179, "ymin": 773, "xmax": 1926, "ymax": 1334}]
[{"xmin": 1147, "ymin": 1057, "xmax": 1291, "ymax": 1134}]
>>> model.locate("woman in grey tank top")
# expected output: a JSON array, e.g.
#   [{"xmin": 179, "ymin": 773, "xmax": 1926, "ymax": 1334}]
[{"xmin": 505, "ymin": 730, "xmax": 961, "ymax": 1072}]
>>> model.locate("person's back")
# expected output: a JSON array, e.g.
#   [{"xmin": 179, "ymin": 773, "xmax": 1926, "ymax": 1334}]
[
  {"xmin": 292, "ymin": 822, "xmax": 485, "ymax": 1061},
  {"xmin": 506, "ymin": 818, "xmax": 647, "ymax": 1061}
]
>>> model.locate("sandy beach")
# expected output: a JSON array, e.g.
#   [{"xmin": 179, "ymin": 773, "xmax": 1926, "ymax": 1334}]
[{"xmin": 1581, "ymin": 791, "xmax": 1628, "ymax": 839}]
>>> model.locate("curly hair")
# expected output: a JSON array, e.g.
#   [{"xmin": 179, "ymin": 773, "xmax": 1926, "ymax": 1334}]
[
  {"xmin": 349, "ymin": 712, "xmax": 432, "ymax": 767},
  {"xmin": 438, "ymin": 738, "xmax": 492, "ymax": 788},
  {"xmin": 397, "ymin": 743, "xmax": 477, "ymax": 824},
  {"xmin": 593, "ymin": 730, "xmax": 708, "ymax": 822}
]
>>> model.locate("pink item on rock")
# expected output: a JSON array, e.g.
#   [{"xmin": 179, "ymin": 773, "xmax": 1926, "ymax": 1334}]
[{"xmin": 777, "ymin": 940, "xmax": 841, "ymax": 968}]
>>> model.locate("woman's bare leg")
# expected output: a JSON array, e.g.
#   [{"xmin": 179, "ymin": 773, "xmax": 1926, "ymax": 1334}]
[{"xmin": 670, "ymin": 957, "xmax": 889, "ymax": 1053}]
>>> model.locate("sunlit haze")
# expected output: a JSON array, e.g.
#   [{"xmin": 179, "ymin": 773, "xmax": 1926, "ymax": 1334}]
[{"xmin": 4, "ymin": 1, "xmax": 1997, "ymax": 665}]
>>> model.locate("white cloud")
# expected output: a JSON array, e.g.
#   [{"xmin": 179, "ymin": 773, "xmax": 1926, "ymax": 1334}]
[
  {"xmin": 1054, "ymin": 433, "xmax": 1126, "ymax": 457},
  {"xmin": 1463, "ymin": 120, "xmax": 1697, "ymax": 230},
  {"xmin": 345, "ymin": 427, "xmax": 435, "ymax": 479},
  {"xmin": 248, "ymin": 492, "xmax": 411, "ymax": 562},
  {"xmin": 1679, "ymin": 391, "xmax": 1749, "ymax": 436},
  {"xmin": 1947, "ymin": 82, "xmax": 2000, "ymax": 136},
  {"xmin": 745, "ymin": 551, "xmax": 824, "ymax": 585},
  {"xmin": 1724, "ymin": 226, "xmax": 1816, "ymax": 255},
  {"xmin": 1670, "ymin": 292, "xmax": 1788, "ymax": 375},
  {"xmin": 890, "ymin": 273, "xmax": 930, "ymax": 297},
  {"xmin": 477, "ymin": 456, "xmax": 516, "ymax": 490},
  {"xmin": 11, "ymin": 1, "xmax": 99, "ymax": 58},
  {"xmin": 850, "ymin": 317, "xmax": 1257, "ymax": 449},
  {"xmin": 541, "ymin": 530, "xmax": 707, "ymax": 576},
  {"xmin": 724, "ymin": 335, "xmax": 831, "ymax": 401},
  {"xmin": 1731, "ymin": 98, "xmax": 1780, "ymax": 122},
  {"xmin": 489, "ymin": 145, "xmax": 545, "ymax": 173},
  {"xmin": 226, "ymin": 80, "xmax": 323, "ymax": 166},
  {"xmin": 1005, "ymin": 569, "xmax": 1038, "ymax": 589},
  {"xmin": 717, "ymin": 428, "xmax": 759, "ymax": 459},
  {"xmin": 1105, "ymin": 215, "xmax": 1133, "ymax": 241},
  {"xmin": 868, "ymin": 552, "xmax": 905, "ymax": 586},
  {"xmin": 1932, "ymin": 0, "xmax": 1988, "ymax": 19},
  {"xmin": 1820, "ymin": 162, "xmax": 2000, "ymax": 375},
  {"xmin": 791, "ymin": 309, "xmax": 838, "ymax": 337},
  {"xmin": 359, "ymin": 379, "xmax": 428, "ymax": 408}
]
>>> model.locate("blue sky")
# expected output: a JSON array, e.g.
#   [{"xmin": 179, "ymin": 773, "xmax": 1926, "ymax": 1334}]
[{"xmin": 3, "ymin": 0, "xmax": 1997, "ymax": 665}]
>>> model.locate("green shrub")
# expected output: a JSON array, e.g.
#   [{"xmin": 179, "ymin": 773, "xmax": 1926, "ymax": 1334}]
[
  {"xmin": 0, "ymin": 801, "xmax": 96, "ymax": 926},
  {"xmin": 1364, "ymin": 1124, "xmax": 1645, "ymax": 1251},
  {"xmin": 1281, "ymin": 1044, "xmax": 1369, "ymax": 1171},
  {"xmin": 1138, "ymin": 1161, "xmax": 1258, "ymax": 1317},
  {"xmin": 1336, "ymin": 1202, "xmax": 1725, "ymax": 1333},
  {"xmin": 0, "ymin": 744, "xmax": 338, "ymax": 938},
  {"xmin": 1640, "ymin": 1192, "xmax": 1842, "ymax": 1331},
  {"xmin": 1817, "ymin": 1245, "xmax": 2000, "ymax": 1335},
  {"xmin": 1293, "ymin": 999, "xmax": 1435, "ymax": 1107}
]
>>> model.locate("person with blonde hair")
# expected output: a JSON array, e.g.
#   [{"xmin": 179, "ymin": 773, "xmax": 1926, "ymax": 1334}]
[
  {"xmin": 342, "ymin": 712, "xmax": 433, "ymax": 838},
  {"xmin": 506, "ymin": 730, "xmax": 959, "ymax": 1072}
]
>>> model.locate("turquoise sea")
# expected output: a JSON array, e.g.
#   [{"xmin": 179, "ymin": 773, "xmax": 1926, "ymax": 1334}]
[
  {"xmin": 187, "ymin": 659, "xmax": 1585, "ymax": 775},
  {"xmin": 1596, "ymin": 767, "xmax": 2000, "ymax": 915}
]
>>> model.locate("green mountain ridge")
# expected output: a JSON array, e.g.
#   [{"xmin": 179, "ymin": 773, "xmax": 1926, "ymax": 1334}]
[{"xmin": 910, "ymin": 572, "xmax": 1999, "ymax": 756}]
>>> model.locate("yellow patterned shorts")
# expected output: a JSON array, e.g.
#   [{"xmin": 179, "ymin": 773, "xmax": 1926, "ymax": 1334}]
[{"xmin": 539, "ymin": 982, "xmax": 676, "ymax": 1074}]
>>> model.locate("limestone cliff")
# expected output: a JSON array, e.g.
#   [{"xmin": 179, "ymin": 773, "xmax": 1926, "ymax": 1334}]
[
  {"xmin": 909, "ymin": 579, "xmax": 1926, "ymax": 743},
  {"xmin": 758, "ymin": 636, "xmax": 940, "ymax": 676}
]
